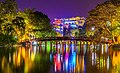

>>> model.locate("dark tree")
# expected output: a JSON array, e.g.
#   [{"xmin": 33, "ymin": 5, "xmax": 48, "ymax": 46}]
[{"xmin": 29, "ymin": 11, "xmax": 56, "ymax": 38}]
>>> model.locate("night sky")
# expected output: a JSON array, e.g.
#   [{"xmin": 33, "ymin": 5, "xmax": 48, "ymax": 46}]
[{"xmin": 16, "ymin": 0, "xmax": 106, "ymax": 22}]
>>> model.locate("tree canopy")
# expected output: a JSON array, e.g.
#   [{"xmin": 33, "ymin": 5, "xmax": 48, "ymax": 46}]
[
  {"xmin": 108, "ymin": 0, "xmax": 120, "ymax": 4},
  {"xmin": 0, "ymin": 0, "xmax": 56, "ymax": 44},
  {"xmin": 29, "ymin": 11, "xmax": 56, "ymax": 38},
  {"xmin": 86, "ymin": 1, "xmax": 120, "ymax": 43}
]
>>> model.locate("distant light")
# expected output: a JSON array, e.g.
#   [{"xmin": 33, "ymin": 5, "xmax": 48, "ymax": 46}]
[
  {"xmin": 56, "ymin": 28, "xmax": 61, "ymax": 31},
  {"xmin": 106, "ymin": 21, "xmax": 111, "ymax": 27},
  {"xmin": 33, "ymin": 41, "xmax": 37, "ymax": 45},
  {"xmin": 91, "ymin": 27, "xmax": 95, "ymax": 30},
  {"xmin": 101, "ymin": 37, "xmax": 104, "ymax": 39},
  {"xmin": 105, "ymin": 38, "xmax": 108, "ymax": 41},
  {"xmin": 15, "ymin": 36, "xmax": 17, "ymax": 38},
  {"xmin": 70, "ymin": 24, "xmax": 77, "ymax": 28}
]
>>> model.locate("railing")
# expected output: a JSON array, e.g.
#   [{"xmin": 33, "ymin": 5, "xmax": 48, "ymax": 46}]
[{"xmin": 22, "ymin": 37, "xmax": 112, "ymax": 44}]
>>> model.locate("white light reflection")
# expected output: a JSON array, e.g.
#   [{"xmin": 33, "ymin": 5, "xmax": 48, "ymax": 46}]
[
  {"xmin": 9, "ymin": 53, "xmax": 11, "ymax": 63},
  {"xmin": 105, "ymin": 44, "xmax": 108, "ymax": 53},
  {"xmin": 90, "ymin": 44, "xmax": 94, "ymax": 51},
  {"xmin": 58, "ymin": 54, "xmax": 60, "ymax": 62},
  {"xmin": 101, "ymin": 44, "xmax": 104, "ymax": 54},
  {"xmin": 55, "ymin": 63, "xmax": 57, "ymax": 72},
  {"xmin": 33, "ymin": 41, "xmax": 37, "ymax": 45},
  {"xmin": 92, "ymin": 52, "xmax": 97, "ymax": 65},
  {"xmin": 29, "ymin": 48, "xmax": 31, "ymax": 57},
  {"xmin": 97, "ymin": 44, "xmax": 100, "ymax": 50},
  {"xmin": 58, "ymin": 44, "xmax": 60, "ymax": 49},
  {"xmin": 61, "ymin": 55, "xmax": 63, "ymax": 62},
  {"xmin": 33, "ymin": 46, "xmax": 37, "ymax": 55},
  {"xmin": 71, "ymin": 44, "xmax": 74, "ymax": 53},
  {"xmin": 66, "ymin": 44, "xmax": 68, "ymax": 48},
  {"xmin": 65, "ymin": 59, "xmax": 68, "ymax": 71},
  {"xmin": 65, "ymin": 53, "xmax": 69, "ymax": 72},
  {"xmin": 107, "ymin": 56, "xmax": 110, "ymax": 70},
  {"xmin": 84, "ymin": 44, "xmax": 87, "ymax": 55}
]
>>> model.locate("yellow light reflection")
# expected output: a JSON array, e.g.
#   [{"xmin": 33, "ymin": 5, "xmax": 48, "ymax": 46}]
[
  {"xmin": 112, "ymin": 51, "xmax": 120, "ymax": 73},
  {"xmin": 1, "ymin": 56, "xmax": 12, "ymax": 73},
  {"xmin": 22, "ymin": 47, "xmax": 26, "ymax": 60},
  {"xmin": 31, "ymin": 52, "xmax": 35, "ymax": 61},
  {"xmin": 76, "ymin": 55, "xmax": 84, "ymax": 73},
  {"xmin": 17, "ymin": 53, "xmax": 21, "ymax": 66},
  {"xmin": 112, "ymin": 51, "xmax": 120, "ymax": 67},
  {"xmin": 12, "ymin": 46, "xmax": 36, "ymax": 73}
]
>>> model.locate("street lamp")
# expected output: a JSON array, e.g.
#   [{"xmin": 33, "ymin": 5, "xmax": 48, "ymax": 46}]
[
  {"xmin": 91, "ymin": 26, "xmax": 95, "ymax": 37},
  {"xmin": 91, "ymin": 27, "xmax": 95, "ymax": 31}
]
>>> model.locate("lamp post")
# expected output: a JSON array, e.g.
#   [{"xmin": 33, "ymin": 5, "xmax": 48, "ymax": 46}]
[
  {"xmin": 106, "ymin": 20, "xmax": 111, "ymax": 41},
  {"xmin": 91, "ymin": 27, "xmax": 95, "ymax": 31},
  {"xmin": 91, "ymin": 26, "xmax": 95, "ymax": 36}
]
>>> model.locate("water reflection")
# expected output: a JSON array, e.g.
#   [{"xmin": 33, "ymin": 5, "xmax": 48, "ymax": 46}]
[
  {"xmin": 0, "ymin": 40, "xmax": 120, "ymax": 73},
  {"xmin": 0, "ymin": 46, "xmax": 51, "ymax": 73},
  {"xmin": 111, "ymin": 50, "xmax": 120, "ymax": 73}
]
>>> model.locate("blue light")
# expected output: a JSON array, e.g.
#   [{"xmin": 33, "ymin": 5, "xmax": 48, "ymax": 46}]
[
  {"xmin": 58, "ymin": 54, "xmax": 60, "ymax": 62},
  {"xmin": 50, "ymin": 54, "xmax": 52, "ymax": 62},
  {"xmin": 70, "ymin": 42, "xmax": 74, "ymax": 54},
  {"xmin": 72, "ymin": 44, "xmax": 74, "ymax": 53},
  {"xmin": 73, "ymin": 52, "xmax": 76, "ymax": 66},
  {"xmin": 68, "ymin": 51, "xmax": 76, "ymax": 72},
  {"xmin": 70, "ymin": 24, "xmax": 77, "ymax": 28},
  {"xmin": 70, "ymin": 56, "xmax": 73, "ymax": 71}
]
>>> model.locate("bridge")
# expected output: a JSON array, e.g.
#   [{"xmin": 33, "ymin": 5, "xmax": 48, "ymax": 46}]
[{"xmin": 22, "ymin": 37, "xmax": 112, "ymax": 45}]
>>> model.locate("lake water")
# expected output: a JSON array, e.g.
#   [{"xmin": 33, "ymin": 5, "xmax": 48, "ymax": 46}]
[{"xmin": 0, "ymin": 40, "xmax": 119, "ymax": 73}]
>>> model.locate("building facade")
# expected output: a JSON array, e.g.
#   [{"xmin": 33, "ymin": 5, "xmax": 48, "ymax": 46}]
[{"xmin": 52, "ymin": 16, "xmax": 86, "ymax": 37}]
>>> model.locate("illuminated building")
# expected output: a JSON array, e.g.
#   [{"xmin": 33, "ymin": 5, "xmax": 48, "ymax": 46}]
[{"xmin": 52, "ymin": 16, "xmax": 86, "ymax": 37}]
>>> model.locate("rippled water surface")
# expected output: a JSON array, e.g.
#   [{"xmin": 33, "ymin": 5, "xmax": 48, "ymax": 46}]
[{"xmin": 0, "ymin": 40, "xmax": 119, "ymax": 73}]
